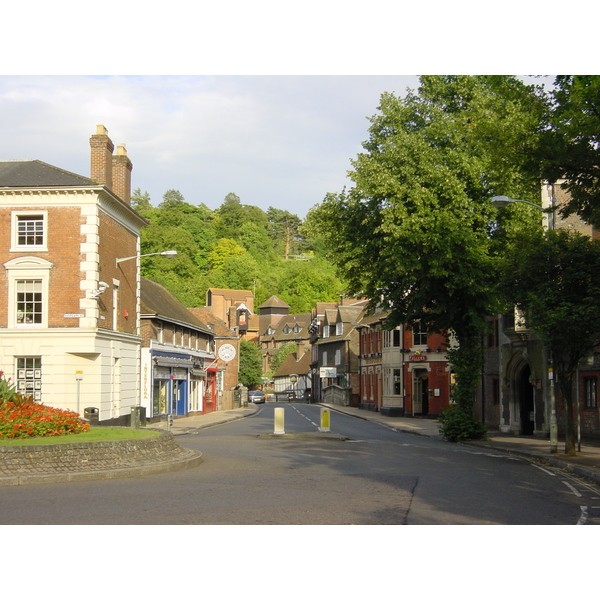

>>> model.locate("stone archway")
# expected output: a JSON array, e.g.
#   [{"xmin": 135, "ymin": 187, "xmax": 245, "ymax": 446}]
[{"xmin": 504, "ymin": 353, "xmax": 535, "ymax": 435}]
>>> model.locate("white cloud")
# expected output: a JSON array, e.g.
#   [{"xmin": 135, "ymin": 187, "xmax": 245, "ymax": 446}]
[{"xmin": 0, "ymin": 75, "xmax": 421, "ymax": 217}]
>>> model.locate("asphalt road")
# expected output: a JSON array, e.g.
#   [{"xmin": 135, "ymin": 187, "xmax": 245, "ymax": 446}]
[{"xmin": 0, "ymin": 402, "xmax": 598, "ymax": 525}]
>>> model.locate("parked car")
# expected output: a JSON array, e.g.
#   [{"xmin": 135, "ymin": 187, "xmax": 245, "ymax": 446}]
[{"xmin": 248, "ymin": 390, "xmax": 266, "ymax": 404}]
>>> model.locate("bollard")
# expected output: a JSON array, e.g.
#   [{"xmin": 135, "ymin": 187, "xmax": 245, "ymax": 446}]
[
  {"xmin": 274, "ymin": 407, "xmax": 285, "ymax": 435},
  {"xmin": 319, "ymin": 407, "xmax": 331, "ymax": 432}
]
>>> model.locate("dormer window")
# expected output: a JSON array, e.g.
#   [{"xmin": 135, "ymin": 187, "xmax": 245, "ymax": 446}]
[
  {"xmin": 336, "ymin": 322, "xmax": 343, "ymax": 336},
  {"xmin": 293, "ymin": 324, "xmax": 301, "ymax": 334},
  {"xmin": 283, "ymin": 325, "xmax": 291, "ymax": 335}
]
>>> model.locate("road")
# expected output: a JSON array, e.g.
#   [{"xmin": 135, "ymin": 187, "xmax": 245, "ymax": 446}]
[{"xmin": 0, "ymin": 402, "xmax": 598, "ymax": 525}]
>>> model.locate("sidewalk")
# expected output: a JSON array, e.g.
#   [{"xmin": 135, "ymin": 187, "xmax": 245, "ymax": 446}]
[{"xmin": 319, "ymin": 403, "xmax": 600, "ymax": 486}]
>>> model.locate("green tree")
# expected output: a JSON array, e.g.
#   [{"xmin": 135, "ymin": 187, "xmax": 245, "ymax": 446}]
[
  {"xmin": 131, "ymin": 188, "xmax": 152, "ymax": 213},
  {"xmin": 267, "ymin": 207, "xmax": 303, "ymax": 259},
  {"xmin": 207, "ymin": 238, "xmax": 248, "ymax": 270},
  {"xmin": 502, "ymin": 229, "xmax": 600, "ymax": 455},
  {"xmin": 540, "ymin": 76, "xmax": 600, "ymax": 226},
  {"xmin": 308, "ymin": 75, "xmax": 547, "ymax": 441},
  {"xmin": 239, "ymin": 338, "xmax": 263, "ymax": 388}
]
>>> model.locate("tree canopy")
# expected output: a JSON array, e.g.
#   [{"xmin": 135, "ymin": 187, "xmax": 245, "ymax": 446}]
[
  {"xmin": 540, "ymin": 76, "xmax": 600, "ymax": 226},
  {"xmin": 306, "ymin": 75, "xmax": 547, "ymax": 439},
  {"xmin": 502, "ymin": 229, "xmax": 600, "ymax": 455},
  {"xmin": 132, "ymin": 188, "xmax": 345, "ymax": 312}
]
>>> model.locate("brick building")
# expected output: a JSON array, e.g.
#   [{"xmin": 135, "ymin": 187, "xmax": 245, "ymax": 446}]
[
  {"xmin": 357, "ymin": 310, "xmax": 452, "ymax": 417},
  {"xmin": 0, "ymin": 125, "xmax": 146, "ymax": 424}
]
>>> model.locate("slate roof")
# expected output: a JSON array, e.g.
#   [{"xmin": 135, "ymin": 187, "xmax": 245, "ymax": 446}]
[
  {"xmin": 0, "ymin": 160, "xmax": 96, "ymax": 188},
  {"xmin": 140, "ymin": 277, "xmax": 213, "ymax": 334}
]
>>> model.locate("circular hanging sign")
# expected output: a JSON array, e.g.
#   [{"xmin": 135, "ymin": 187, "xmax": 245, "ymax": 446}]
[{"xmin": 218, "ymin": 343, "xmax": 236, "ymax": 362}]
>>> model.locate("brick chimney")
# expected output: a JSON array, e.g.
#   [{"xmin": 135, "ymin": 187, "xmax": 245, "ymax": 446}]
[
  {"xmin": 90, "ymin": 124, "xmax": 114, "ymax": 191},
  {"xmin": 112, "ymin": 144, "xmax": 133, "ymax": 205}
]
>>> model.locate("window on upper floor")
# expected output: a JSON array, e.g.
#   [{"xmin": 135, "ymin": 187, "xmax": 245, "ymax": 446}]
[
  {"xmin": 412, "ymin": 321, "xmax": 428, "ymax": 346},
  {"xmin": 336, "ymin": 322, "xmax": 343, "ymax": 336},
  {"xmin": 16, "ymin": 280, "xmax": 43, "ymax": 324},
  {"xmin": 11, "ymin": 212, "xmax": 48, "ymax": 251}
]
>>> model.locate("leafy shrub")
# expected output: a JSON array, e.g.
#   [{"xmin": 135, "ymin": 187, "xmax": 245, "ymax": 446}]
[
  {"xmin": 0, "ymin": 403, "xmax": 90, "ymax": 439},
  {"xmin": 438, "ymin": 405, "xmax": 487, "ymax": 443}
]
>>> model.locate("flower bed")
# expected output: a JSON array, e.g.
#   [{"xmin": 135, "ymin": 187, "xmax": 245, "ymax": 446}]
[{"xmin": 0, "ymin": 403, "xmax": 90, "ymax": 439}]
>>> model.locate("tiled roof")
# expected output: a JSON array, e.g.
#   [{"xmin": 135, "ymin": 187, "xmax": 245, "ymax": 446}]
[
  {"xmin": 187, "ymin": 307, "xmax": 237, "ymax": 338},
  {"xmin": 0, "ymin": 160, "xmax": 96, "ymax": 188},
  {"xmin": 258, "ymin": 295, "xmax": 290, "ymax": 309},
  {"xmin": 274, "ymin": 349, "xmax": 312, "ymax": 377}
]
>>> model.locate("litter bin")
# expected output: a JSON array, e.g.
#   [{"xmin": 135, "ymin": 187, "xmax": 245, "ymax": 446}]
[
  {"xmin": 130, "ymin": 406, "xmax": 146, "ymax": 428},
  {"xmin": 84, "ymin": 407, "xmax": 99, "ymax": 426}
]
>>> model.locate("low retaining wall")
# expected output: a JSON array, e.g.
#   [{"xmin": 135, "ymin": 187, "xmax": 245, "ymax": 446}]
[{"xmin": 0, "ymin": 430, "xmax": 203, "ymax": 486}]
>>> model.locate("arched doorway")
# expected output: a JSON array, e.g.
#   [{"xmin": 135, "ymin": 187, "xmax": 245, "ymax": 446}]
[{"xmin": 518, "ymin": 364, "xmax": 535, "ymax": 435}]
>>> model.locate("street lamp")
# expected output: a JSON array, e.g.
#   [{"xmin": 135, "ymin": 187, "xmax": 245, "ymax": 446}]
[
  {"xmin": 491, "ymin": 195, "xmax": 558, "ymax": 454},
  {"xmin": 116, "ymin": 250, "xmax": 178, "ymax": 265}
]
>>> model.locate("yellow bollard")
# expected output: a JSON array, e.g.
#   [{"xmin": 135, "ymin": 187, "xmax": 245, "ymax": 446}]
[
  {"xmin": 274, "ymin": 407, "xmax": 285, "ymax": 435},
  {"xmin": 319, "ymin": 407, "xmax": 330, "ymax": 432}
]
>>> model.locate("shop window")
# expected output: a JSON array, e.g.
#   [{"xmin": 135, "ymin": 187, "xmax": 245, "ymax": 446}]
[{"xmin": 16, "ymin": 357, "xmax": 42, "ymax": 401}]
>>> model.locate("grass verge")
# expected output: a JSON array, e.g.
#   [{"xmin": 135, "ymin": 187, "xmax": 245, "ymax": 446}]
[{"xmin": 0, "ymin": 427, "xmax": 161, "ymax": 446}]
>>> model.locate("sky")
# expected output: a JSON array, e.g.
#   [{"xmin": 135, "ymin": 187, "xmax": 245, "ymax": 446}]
[
  {"xmin": 2, "ymin": 2, "xmax": 587, "ymax": 221},
  {"xmin": 0, "ymin": 74, "xmax": 558, "ymax": 219},
  {"xmin": 0, "ymin": 74, "xmax": 424, "ymax": 218}
]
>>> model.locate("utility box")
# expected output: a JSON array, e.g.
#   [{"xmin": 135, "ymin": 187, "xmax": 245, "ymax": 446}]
[{"xmin": 130, "ymin": 406, "xmax": 146, "ymax": 428}]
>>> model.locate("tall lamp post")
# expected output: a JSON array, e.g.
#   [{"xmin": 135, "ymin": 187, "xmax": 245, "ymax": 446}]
[{"xmin": 491, "ymin": 195, "xmax": 558, "ymax": 453}]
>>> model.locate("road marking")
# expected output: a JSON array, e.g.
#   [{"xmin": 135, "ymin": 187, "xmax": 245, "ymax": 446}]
[
  {"xmin": 577, "ymin": 506, "xmax": 588, "ymax": 525},
  {"xmin": 562, "ymin": 481, "xmax": 582, "ymax": 497},
  {"xmin": 532, "ymin": 464, "xmax": 556, "ymax": 476},
  {"xmin": 465, "ymin": 451, "xmax": 520, "ymax": 460},
  {"xmin": 291, "ymin": 406, "xmax": 319, "ymax": 429}
]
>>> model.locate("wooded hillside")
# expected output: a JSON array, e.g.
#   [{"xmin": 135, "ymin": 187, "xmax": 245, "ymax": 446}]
[{"xmin": 132, "ymin": 189, "xmax": 345, "ymax": 312}]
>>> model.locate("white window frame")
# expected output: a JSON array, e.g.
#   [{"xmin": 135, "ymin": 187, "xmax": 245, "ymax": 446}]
[
  {"xmin": 336, "ymin": 322, "xmax": 343, "ymax": 336},
  {"xmin": 11, "ymin": 211, "xmax": 48, "ymax": 252},
  {"xmin": 4, "ymin": 256, "xmax": 52, "ymax": 328}
]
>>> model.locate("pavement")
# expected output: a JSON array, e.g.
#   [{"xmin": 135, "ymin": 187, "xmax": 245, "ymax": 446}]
[{"xmin": 3, "ymin": 401, "xmax": 600, "ymax": 487}]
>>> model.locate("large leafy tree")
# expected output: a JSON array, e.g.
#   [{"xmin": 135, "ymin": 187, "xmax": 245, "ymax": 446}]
[
  {"xmin": 540, "ymin": 76, "xmax": 600, "ymax": 226},
  {"xmin": 307, "ymin": 75, "xmax": 547, "ymax": 440},
  {"xmin": 502, "ymin": 229, "xmax": 600, "ymax": 455}
]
